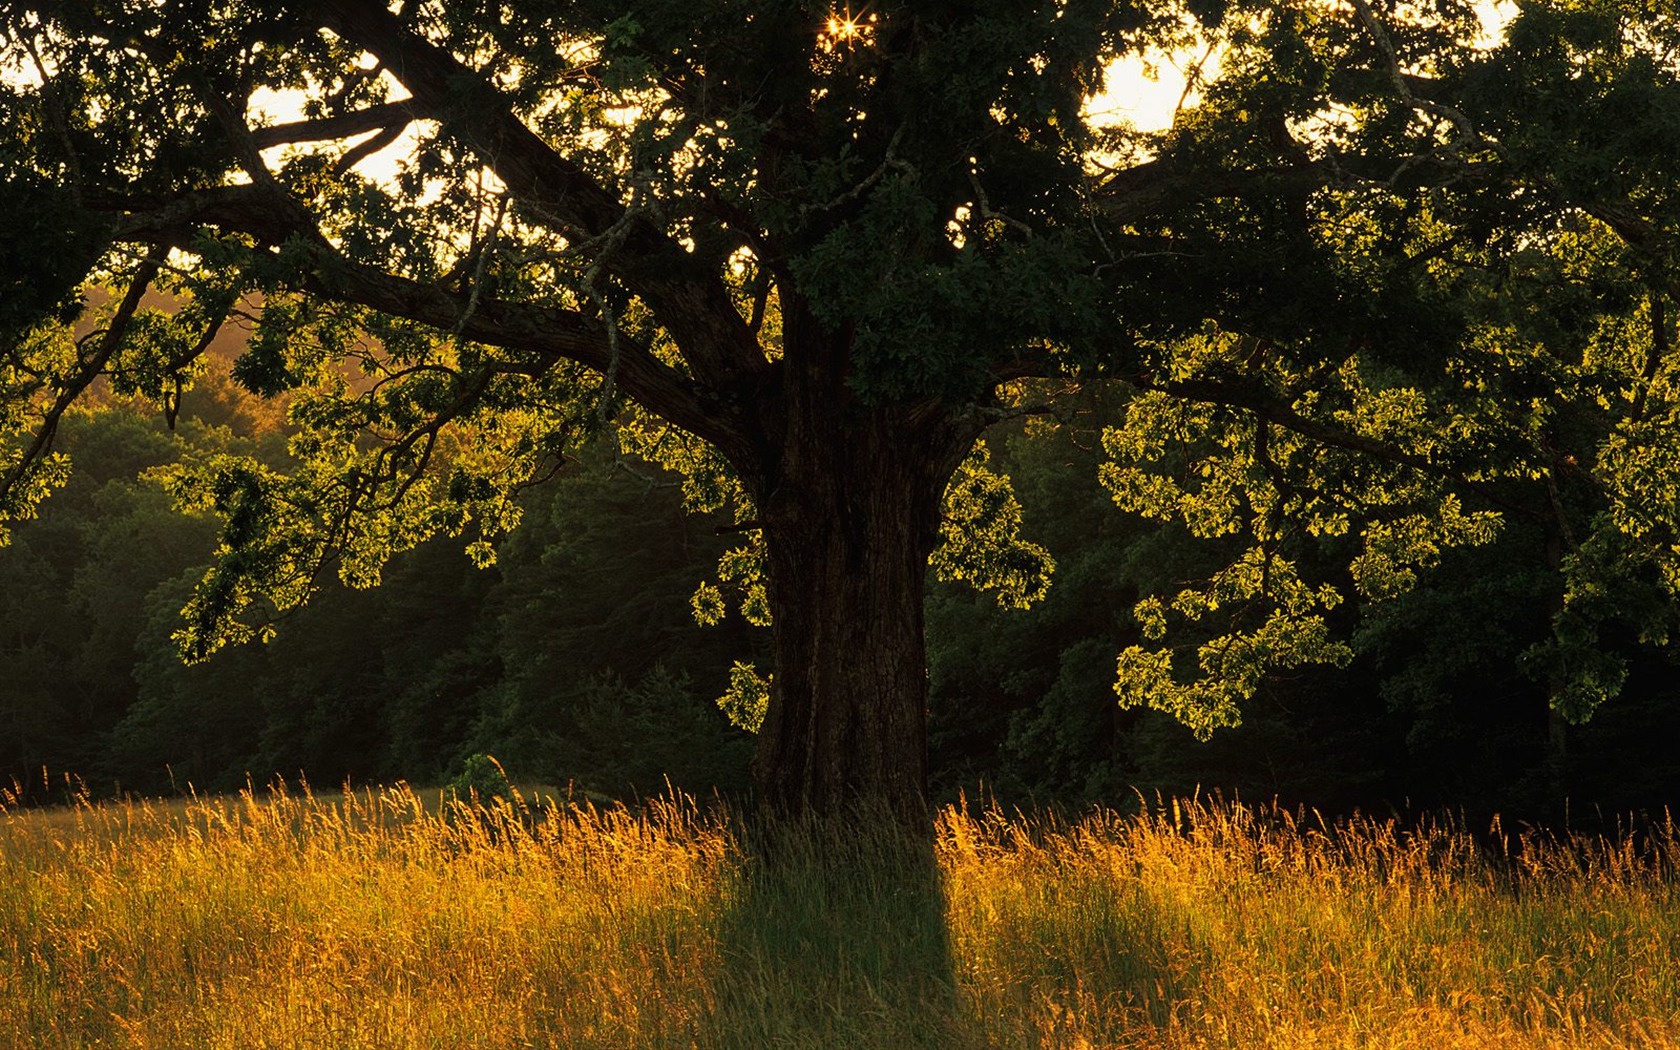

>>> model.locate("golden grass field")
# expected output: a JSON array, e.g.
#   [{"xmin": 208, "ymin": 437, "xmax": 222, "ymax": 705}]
[{"xmin": 1, "ymin": 780, "xmax": 1676, "ymax": 1049}]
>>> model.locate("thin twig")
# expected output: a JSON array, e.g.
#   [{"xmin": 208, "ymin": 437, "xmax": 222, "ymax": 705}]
[{"xmin": 1, "ymin": 254, "xmax": 163, "ymax": 507}]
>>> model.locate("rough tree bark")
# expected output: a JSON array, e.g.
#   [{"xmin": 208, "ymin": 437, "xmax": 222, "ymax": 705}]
[
  {"xmin": 752, "ymin": 428, "xmax": 941, "ymax": 817},
  {"xmin": 746, "ymin": 307, "xmax": 978, "ymax": 817}
]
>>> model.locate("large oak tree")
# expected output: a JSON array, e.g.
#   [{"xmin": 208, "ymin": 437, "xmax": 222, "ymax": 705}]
[{"xmin": 7, "ymin": 0, "xmax": 1680, "ymax": 815}]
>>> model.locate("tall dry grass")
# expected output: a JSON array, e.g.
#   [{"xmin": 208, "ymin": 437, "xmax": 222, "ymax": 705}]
[{"xmin": 1, "ymin": 782, "xmax": 1676, "ymax": 1049}]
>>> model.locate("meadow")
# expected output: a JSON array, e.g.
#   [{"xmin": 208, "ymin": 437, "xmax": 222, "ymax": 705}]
[{"xmin": 1, "ymin": 781, "xmax": 1676, "ymax": 1049}]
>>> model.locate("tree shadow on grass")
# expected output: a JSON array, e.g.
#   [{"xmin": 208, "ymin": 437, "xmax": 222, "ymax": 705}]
[
  {"xmin": 693, "ymin": 803, "xmax": 1215, "ymax": 1049},
  {"xmin": 934, "ymin": 805, "xmax": 1214, "ymax": 1047},
  {"xmin": 955, "ymin": 867, "xmax": 1208, "ymax": 1044},
  {"xmin": 700, "ymin": 808, "xmax": 981, "ymax": 1050}
]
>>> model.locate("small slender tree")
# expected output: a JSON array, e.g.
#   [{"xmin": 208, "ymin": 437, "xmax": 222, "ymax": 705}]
[{"xmin": 7, "ymin": 0, "xmax": 1680, "ymax": 815}]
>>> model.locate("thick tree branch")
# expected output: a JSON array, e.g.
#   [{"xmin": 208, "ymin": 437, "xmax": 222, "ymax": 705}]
[
  {"xmin": 332, "ymin": 121, "xmax": 407, "ymax": 175},
  {"xmin": 313, "ymin": 262, "xmax": 737, "ymax": 450},
  {"xmin": 313, "ymin": 0, "xmax": 769, "ymax": 393},
  {"xmin": 250, "ymin": 99, "xmax": 423, "ymax": 148},
  {"xmin": 1095, "ymin": 157, "xmax": 1340, "ymax": 227},
  {"xmin": 111, "ymin": 182, "xmax": 318, "ymax": 247},
  {"xmin": 107, "ymin": 184, "xmax": 741, "ymax": 453}
]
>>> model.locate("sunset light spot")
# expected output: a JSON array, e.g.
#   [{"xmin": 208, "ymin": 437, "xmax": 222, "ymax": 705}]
[{"xmin": 822, "ymin": 8, "xmax": 876, "ymax": 47}]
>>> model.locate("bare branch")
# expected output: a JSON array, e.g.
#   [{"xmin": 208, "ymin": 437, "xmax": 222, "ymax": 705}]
[
  {"xmin": 1095, "ymin": 156, "xmax": 1339, "ymax": 227},
  {"xmin": 799, "ymin": 126, "xmax": 913, "ymax": 217},
  {"xmin": 1347, "ymin": 0, "xmax": 1494, "ymax": 174},
  {"xmin": 332, "ymin": 120, "xmax": 407, "ymax": 175},
  {"xmin": 250, "ymin": 99, "xmax": 423, "ymax": 148}
]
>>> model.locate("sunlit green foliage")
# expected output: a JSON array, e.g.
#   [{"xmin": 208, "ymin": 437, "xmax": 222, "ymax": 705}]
[
  {"xmin": 1098, "ymin": 339, "xmax": 1508, "ymax": 734},
  {"xmin": 716, "ymin": 660, "xmax": 771, "ymax": 734},
  {"xmin": 10, "ymin": 0, "xmax": 1680, "ymax": 794},
  {"xmin": 932, "ymin": 442, "xmax": 1056, "ymax": 609}
]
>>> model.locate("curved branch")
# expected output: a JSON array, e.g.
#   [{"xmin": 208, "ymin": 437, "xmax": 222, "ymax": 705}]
[
  {"xmin": 314, "ymin": 0, "xmax": 768, "ymax": 390},
  {"xmin": 1095, "ymin": 156, "xmax": 1340, "ymax": 227},
  {"xmin": 1, "ymin": 254, "xmax": 163, "ymax": 508},
  {"xmin": 1130, "ymin": 370, "xmax": 1558, "ymax": 517},
  {"xmin": 107, "ymin": 183, "xmax": 745, "ymax": 454},
  {"xmin": 1348, "ymin": 0, "xmax": 1484, "ymax": 155},
  {"xmin": 250, "ymin": 100, "xmax": 424, "ymax": 147},
  {"xmin": 311, "ymin": 257, "xmax": 738, "ymax": 451}
]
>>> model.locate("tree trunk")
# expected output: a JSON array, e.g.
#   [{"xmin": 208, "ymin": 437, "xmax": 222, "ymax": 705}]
[{"xmin": 750, "ymin": 409, "xmax": 967, "ymax": 819}]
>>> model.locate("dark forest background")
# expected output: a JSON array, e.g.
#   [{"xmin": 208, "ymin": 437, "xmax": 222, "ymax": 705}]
[{"xmin": 7, "ymin": 367, "xmax": 1680, "ymax": 822}]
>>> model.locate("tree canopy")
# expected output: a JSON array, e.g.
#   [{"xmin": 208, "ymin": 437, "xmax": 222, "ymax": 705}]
[{"xmin": 7, "ymin": 0, "xmax": 1680, "ymax": 814}]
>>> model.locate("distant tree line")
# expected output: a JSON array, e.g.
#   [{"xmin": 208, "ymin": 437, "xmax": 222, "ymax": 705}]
[
  {"xmin": 5, "ymin": 374, "xmax": 1678, "ymax": 820},
  {"xmin": 1, "ymin": 377, "xmax": 758, "ymax": 802}
]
